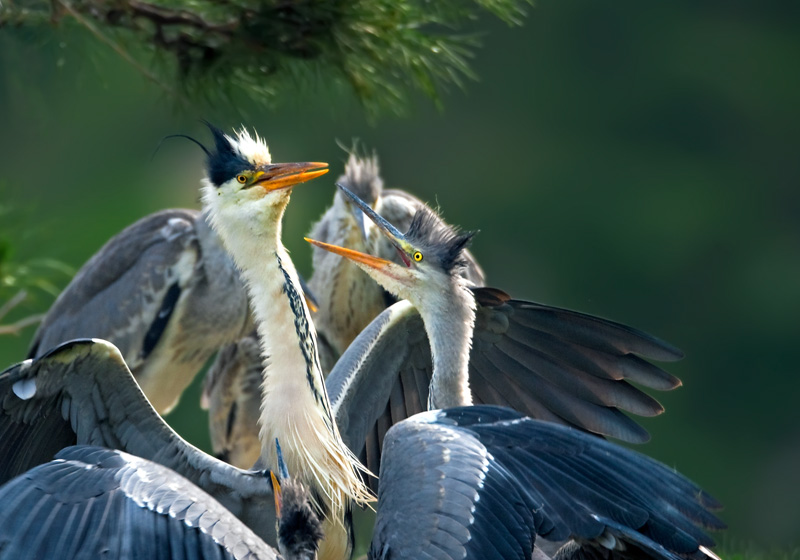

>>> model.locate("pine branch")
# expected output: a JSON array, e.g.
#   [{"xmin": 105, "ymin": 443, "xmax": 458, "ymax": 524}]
[{"xmin": 0, "ymin": 0, "xmax": 531, "ymax": 115}]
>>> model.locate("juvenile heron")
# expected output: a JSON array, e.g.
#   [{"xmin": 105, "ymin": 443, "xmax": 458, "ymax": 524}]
[
  {"xmin": 27, "ymin": 207, "xmax": 252, "ymax": 414},
  {"xmin": 307, "ymin": 151, "xmax": 484, "ymax": 363},
  {"xmin": 310, "ymin": 184, "xmax": 684, "ymax": 477},
  {"xmin": 0, "ymin": 443, "xmax": 324, "ymax": 560}
]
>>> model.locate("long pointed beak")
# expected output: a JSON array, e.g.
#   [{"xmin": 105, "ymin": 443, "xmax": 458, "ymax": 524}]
[
  {"xmin": 305, "ymin": 238, "xmax": 393, "ymax": 271},
  {"xmin": 336, "ymin": 183, "xmax": 412, "ymax": 266},
  {"xmin": 254, "ymin": 162, "xmax": 329, "ymax": 191}
]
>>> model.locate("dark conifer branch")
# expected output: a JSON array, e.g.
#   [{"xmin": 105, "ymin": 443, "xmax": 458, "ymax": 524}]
[{"xmin": 1, "ymin": 0, "xmax": 531, "ymax": 115}]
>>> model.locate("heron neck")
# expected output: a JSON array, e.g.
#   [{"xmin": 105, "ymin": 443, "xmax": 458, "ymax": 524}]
[
  {"xmin": 418, "ymin": 278, "xmax": 476, "ymax": 409},
  {"xmin": 209, "ymin": 196, "xmax": 372, "ymax": 560},
  {"xmin": 226, "ymin": 219, "xmax": 337, "ymax": 459}
]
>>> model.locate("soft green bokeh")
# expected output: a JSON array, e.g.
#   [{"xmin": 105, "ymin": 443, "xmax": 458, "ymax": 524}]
[{"xmin": 1, "ymin": 0, "xmax": 798, "ymax": 551}]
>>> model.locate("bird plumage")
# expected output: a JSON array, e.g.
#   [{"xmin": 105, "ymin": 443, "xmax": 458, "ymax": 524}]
[
  {"xmin": 0, "ymin": 339, "xmax": 281, "ymax": 546},
  {"xmin": 369, "ymin": 406, "xmax": 724, "ymax": 560},
  {"xmin": 199, "ymin": 124, "xmax": 372, "ymax": 560},
  {"xmin": 0, "ymin": 444, "xmax": 329, "ymax": 560},
  {"xmin": 27, "ymin": 208, "xmax": 251, "ymax": 414},
  {"xmin": 0, "ymin": 445, "xmax": 277, "ymax": 560},
  {"xmin": 308, "ymin": 151, "xmax": 485, "ymax": 362},
  {"xmin": 201, "ymin": 330, "xmax": 264, "ymax": 468},
  {"xmin": 313, "ymin": 184, "xmax": 684, "ymax": 482}
]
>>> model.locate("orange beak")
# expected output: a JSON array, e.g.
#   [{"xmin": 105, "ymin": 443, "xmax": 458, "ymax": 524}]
[
  {"xmin": 254, "ymin": 162, "xmax": 329, "ymax": 191},
  {"xmin": 305, "ymin": 237, "xmax": 393, "ymax": 271}
]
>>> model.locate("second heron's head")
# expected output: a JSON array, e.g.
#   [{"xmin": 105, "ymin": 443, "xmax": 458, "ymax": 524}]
[
  {"xmin": 306, "ymin": 184, "xmax": 476, "ymax": 305},
  {"xmin": 200, "ymin": 123, "xmax": 328, "ymax": 241}
]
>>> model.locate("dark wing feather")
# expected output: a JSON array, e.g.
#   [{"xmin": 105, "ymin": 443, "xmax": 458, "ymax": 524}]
[
  {"xmin": 331, "ymin": 284, "xmax": 683, "ymax": 490},
  {"xmin": 369, "ymin": 413, "xmax": 539, "ymax": 560},
  {"xmin": 469, "ymin": 288, "xmax": 683, "ymax": 443},
  {"xmin": 0, "ymin": 339, "xmax": 278, "ymax": 547},
  {"xmin": 0, "ymin": 445, "xmax": 277, "ymax": 560},
  {"xmin": 327, "ymin": 300, "xmax": 432, "ymax": 484},
  {"xmin": 416, "ymin": 406, "xmax": 725, "ymax": 560}
]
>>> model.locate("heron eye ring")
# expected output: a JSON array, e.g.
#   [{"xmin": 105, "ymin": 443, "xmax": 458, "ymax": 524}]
[
  {"xmin": 236, "ymin": 174, "xmax": 247, "ymax": 184},
  {"xmin": 413, "ymin": 251, "xmax": 423, "ymax": 262}
]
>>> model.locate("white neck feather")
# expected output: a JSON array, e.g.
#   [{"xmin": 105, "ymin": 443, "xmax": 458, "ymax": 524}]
[
  {"xmin": 202, "ymin": 183, "xmax": 373, "ymax": 560},
  {"xmin": 417, "ymin": 275, "xmax": 477, "ymax": 409}
]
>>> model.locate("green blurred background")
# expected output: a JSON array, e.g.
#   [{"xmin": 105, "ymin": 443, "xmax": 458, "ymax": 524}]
[{"xmin": 1, "ymin": 0, "xmax": 798, "ymax": 552}]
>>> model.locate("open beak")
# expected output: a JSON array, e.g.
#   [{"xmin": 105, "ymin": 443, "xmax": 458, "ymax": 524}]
[
  {"xmin": 305, "ymin": 238, "xmax": 393, "ymax": 271},
  {"xmin": 254, "ymin": 162, "xmax": 329, "ymax": 191},
  {"xmin": 335, "ymin": 183, "xmax": 413, "ymax": 267}
]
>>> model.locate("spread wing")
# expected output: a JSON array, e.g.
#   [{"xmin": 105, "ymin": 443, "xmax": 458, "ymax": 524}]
[
  {"xmin": 329, "ymin": 289, "xmax": 683, "ymax": 481},
  {"xmin": 0, "ymin": 339, "xmax": 278, "ymax": 546},
  {"xmin": 370, "ymin": 406, "xmax": 724, "ymax": 560},
  {"xmin": 0, "ymin": 445, "xmax": 277, "ymax": 560},
  {"xmin": 468, "ymin": 287, "xmax": 683, "ymax": 443}
]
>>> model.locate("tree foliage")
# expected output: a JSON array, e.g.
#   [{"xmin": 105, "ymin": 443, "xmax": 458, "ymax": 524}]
[{"xmin": 0, "ymin": 0, "xmax": 530, "ymax": 115}]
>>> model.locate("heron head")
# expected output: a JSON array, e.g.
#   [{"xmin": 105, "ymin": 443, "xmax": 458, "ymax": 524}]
[
  {"xmin": 306, "ymin": 184, "xmax": 476, "ymax": 305},
  {"xmin": 199, "ymin": 123, "xmax": 328, "ymax": 235}
]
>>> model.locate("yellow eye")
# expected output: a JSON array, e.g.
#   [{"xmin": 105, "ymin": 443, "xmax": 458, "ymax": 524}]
[
  {"xmin": 413, "ymin": 251, "xmax": 423, "ymax": 262},
  {"xmin": 236, "ymin": 174, "xmax": 247, "ymax": 184}
]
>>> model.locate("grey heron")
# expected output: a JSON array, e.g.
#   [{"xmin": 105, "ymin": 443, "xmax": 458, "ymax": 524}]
[
  {"xmin": 0, "ymin": 443, "xmax": 323, "ymax": 560},
  {"xmin": 0, "ymin": 126, "xmax": 687, "ymax": 558},
  {"xmin": 370, "ymin": 405, "xmax": 724, "ymax": 560},
  {"xmin": 311, "ymin": 184, "xmax": 684, "ymax": 478},
  {"xmin": 27, "ymin": 207, "xmax": 252, "ymax": 414},
  {"xmin": 194, "ymin": 123, "xmax": 373, "ymax": 560},
  {"xmin": 0, "ymin": 124, "xmax": 370, "ymax": 560},
  {"xmin": 307, "ymin": 150, "xmax": 484, "ymax": 364}
]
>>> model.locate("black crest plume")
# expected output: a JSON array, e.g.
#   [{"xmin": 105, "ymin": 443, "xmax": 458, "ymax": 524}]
[
  {"xmin": 150, "ymin": 121, "xmax": 252, "ymax": 187},
  {"xmin": 202, "ymin": 121, "xmax": 253, "ymax": 187},
  {"xmin": 406, "ymin": 207, "xmax": 477, "ymax": 274}
]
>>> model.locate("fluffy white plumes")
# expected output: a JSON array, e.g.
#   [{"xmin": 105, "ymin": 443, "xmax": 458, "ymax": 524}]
[{"xmin": 229, "ymin": 127, "xmax": 272, "ymax": 167}]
